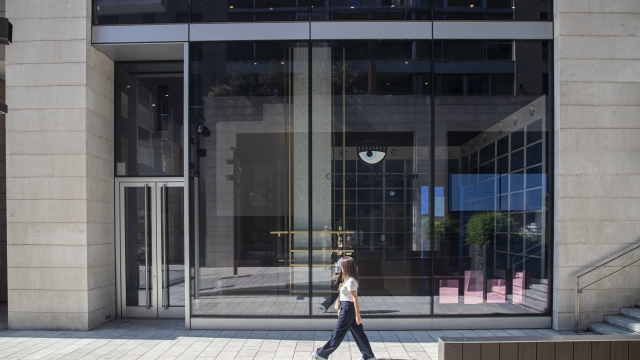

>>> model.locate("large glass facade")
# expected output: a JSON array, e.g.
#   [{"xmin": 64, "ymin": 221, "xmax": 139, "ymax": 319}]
[
  {"xmin": 187, "ymin": 39, "xmax": 551, "ymax": 318},
  {"xmin": 94, "ymin": 0, "xmax": 551, "ymax": 24}
]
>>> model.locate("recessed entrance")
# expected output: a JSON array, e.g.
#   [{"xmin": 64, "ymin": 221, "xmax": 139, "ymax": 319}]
[{"xmin": 116, "ymin": 179, "xmax": 185, "ymax": 318}]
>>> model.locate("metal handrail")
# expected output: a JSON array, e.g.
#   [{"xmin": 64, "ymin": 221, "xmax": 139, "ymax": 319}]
[{"xmin": 575, "ymin": 242, "xmax": 640, "ymax": 332}]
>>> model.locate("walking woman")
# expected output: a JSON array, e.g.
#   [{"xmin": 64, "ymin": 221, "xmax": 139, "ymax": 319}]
[{"xmin": 312, "ymin": 256, "xmax": 376, "ymax": 360}]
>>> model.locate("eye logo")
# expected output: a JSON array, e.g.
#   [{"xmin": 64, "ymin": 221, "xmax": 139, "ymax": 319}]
[{"xmin": 356, "ymin": 140, "xmax": 387, "ymax": 165}]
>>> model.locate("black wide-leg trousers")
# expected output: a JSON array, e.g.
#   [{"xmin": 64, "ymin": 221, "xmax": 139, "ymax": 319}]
[{"xmin": 316, "ymin": 301, "xmax": 375, "ymax": 359}]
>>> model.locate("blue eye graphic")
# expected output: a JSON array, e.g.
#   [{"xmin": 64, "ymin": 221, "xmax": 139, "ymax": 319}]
[
  {"xmin": 359, "ymin": 150, "xmax": 386, "ymax": 165},
  {"xmin": 356, "ymin": 140, "xmax": 388, "ymax": 165}
]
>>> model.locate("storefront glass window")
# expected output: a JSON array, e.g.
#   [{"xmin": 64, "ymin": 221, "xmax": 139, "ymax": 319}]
[
  {"xmin": 188, "ymin": 39, "xmax": 551, "ymax": 318},
  {"xmin": 433, "ymin": 40, "xmax": 551, "ymax": 315},
  {"xmin": 189, "ymin": 42, "xmax": 311, "ymax": 316}
]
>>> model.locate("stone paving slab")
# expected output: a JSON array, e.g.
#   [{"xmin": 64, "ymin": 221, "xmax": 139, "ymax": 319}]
[{"xmin": 0, "ymin": 303, "xmax": 575, "ymax": 360}]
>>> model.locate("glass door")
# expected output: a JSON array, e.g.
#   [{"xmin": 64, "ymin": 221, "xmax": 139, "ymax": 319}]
[{"xmin": 117, "ymin": 179, "xmax": 185, "ymax": 318}]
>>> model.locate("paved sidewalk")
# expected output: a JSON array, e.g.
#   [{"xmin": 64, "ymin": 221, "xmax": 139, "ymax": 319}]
[{"xmin": 0, "ymin": 304, "xmax": 571, "ymax": 360}]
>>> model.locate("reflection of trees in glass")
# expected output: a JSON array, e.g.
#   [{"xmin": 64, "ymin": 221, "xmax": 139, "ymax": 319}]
[
  {"xmin": 207, "ymin": 60, "xmax": 285, "ymax": 97},
  {"xmin": 332, "ymin": 61, "xmax": 359, "ymax": 93},
  {"xmin": 421, "ymin": 216, "xmax": 458, "ymax": 242},
  {"xmin": 465, "ymin": 211, "xmax": 512, "ymax": 269},
  {"xmin": 466, "ymin": 212, "xmax": 510, "ymax": 247}
]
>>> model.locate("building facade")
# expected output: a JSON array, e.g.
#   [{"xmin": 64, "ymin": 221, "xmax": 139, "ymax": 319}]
[{"xmin": 2, "ymin": 0, "xmax": 639, "ymax": 331}]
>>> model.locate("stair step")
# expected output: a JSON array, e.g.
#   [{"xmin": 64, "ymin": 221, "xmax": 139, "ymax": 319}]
[
  {"xmin": 530, "ymin": 284, "xmax": 548, "ymax": 293},
  {"xmin": 524, "ymin": 289, "xmax": 548, "ymax": 302},
  {"xmin": 621, "ymin": 307, "xmax": 640, "ymax": 320},
  {"xmin": 588, "ymin": 322, "xmax": 637, "ymax": 335},
  {"xmin": 516, "ymin": 295, "xmax": 549, "ymax": 313},
  {"xmin": 605, "ymin": 315, "xmax": 640, "ymax": 333}
]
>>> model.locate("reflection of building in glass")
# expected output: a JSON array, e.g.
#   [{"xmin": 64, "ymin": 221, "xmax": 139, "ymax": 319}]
[
  {"xmin": 115, "ymin": 62, "xmax": 184, "ymax": 177},
  {"xmin": 449, "ymin": 96, "xmax": 548, "ymax": 312}
]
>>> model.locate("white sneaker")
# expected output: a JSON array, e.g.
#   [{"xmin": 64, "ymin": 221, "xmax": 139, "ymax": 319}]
[{"xmin": 312, "ymin": 351, "xmax": 327, "ymax": 360}]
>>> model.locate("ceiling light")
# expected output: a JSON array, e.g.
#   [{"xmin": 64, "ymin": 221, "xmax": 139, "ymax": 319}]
[
  {"xmin": 152, "ymin": 104, "xmax": 156, "ymax": 107},
  {"xmin": 165, "ymin": 94, "xmax": 169, "ymax": 97},
  {"xmin": 470, "ymin": 4, "xmax": 474, "ymax": 7},
  {"xmin": 386, "ymin": 83, "xmax": 390, "ymax": 85},
  {"xmin": 424, "ymin": 82, "xmax": 429, "ymax": 85},
  {"xmin": 126, "ymin": 85, "xmax": 130, "ymax": 88},
  {"xmin": 229, "ymin": 5, "xmax": 234, "ymax": 9},
  {"xmin": 269, "ymin": 7, "xmax": 273, "ymax": 10},
  {"xmin": 391, "ymin": 4, "xmax": 395, "ymax": 7},
  {"xmin": 350, "ymin": 6, "xmax": 355, "ymax": 8},
  {"xmin": 405, "ymin": 61, "xmax": 409, "ymax": 64},
  {"xmin": 512, "ymin": 5, "xmax": 516, "ymax": 8},
  {"xmin": 254, "ymin": 62, "xmax": 257, "ymax": 65},
  {"xmin": 281, "ymin": 61, "xmax": 285, "ymax": 64}
]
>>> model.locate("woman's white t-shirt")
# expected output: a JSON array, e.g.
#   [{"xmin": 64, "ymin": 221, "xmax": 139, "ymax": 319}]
[{"xmin": 339, "ymin": 278, "xmax": 357, "ymax": 302}]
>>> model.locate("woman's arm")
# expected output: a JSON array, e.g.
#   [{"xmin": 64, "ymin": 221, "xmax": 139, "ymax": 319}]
[{"xmin": 351, "ymin": 290, "xmax": 362, "ymax": 325}]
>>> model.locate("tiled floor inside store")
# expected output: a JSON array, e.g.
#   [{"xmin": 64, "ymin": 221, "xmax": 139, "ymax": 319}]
[{"xmin": 0, "ymin": 302, "xmax": 575, "ymax": 360}]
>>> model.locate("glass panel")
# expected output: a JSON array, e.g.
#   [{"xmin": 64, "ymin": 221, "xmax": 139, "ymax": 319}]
[
  {"xmin": 511, "ymin": 128, "xmax": 525, "ymax": 151},
  {"xmin": 434, "ymin": 0, "xmax": 551, "ymax": 20},
  {"xmin": 115, "ymin": 62, "xmax": 184, "ymax": 177},
  {"xmin": 312, "ymin": 0, "xmax": 431, "ymax": 21},
  {"xmin": 94, "ymin": 0, "xmax": 189, "ymax": 24},
  {"xmin": 124, "ymin": 186, "xmax": 153, "ymax": 307},
  {"xmin": 312, "ymin": 41, "xmax": 432, "ymax": 316},
  {"xmin": 191, "ymin": 1, "xmax": 310, "ymax": 22},
  {"xmin": 190, "ymin": 41, "xmax": 310, "ymax": 316},
  {"xmin": 526, "ymin": 142, "xmax": 543, "ymax": 167},
  {"xmin": 190, "ymin": 0, "xmax": 433, "ymax": 22},
  {"xmin": 161, "ymin": 186, "xmax": 185, "ymax": 307},
  {"xmin": 435, "ymin": 40, "xmax": 551, "ymax": 315},
  {"xmin": 98, "ymin": 0, "xmax": 555, "ymax": 23}
]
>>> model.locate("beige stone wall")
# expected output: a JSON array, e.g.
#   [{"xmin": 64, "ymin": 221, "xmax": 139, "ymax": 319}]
[
  {"xmin": 554, "ymin": 0, "xmax": 640, "ymax": 330},
  {"xmin": 5, "ymin": 0, "xmax": 115, "ymax": 330}
]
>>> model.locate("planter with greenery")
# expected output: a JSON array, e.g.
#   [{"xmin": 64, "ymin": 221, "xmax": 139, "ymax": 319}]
[{"xmin": 465, "ymin": 211, "xmax": 511, "ymax": 270}]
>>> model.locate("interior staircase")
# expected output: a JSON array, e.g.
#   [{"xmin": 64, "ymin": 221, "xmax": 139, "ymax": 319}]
[
  {"xmin": 521, "ymin": 282, "xmax": 549, "ymax": 313},
  {"xmin": 588, "ymin": 299, "xmax": 640, "ymax": 335}
]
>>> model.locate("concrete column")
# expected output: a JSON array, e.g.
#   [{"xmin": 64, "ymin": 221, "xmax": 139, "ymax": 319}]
[
  {"xmin": 554, "ymin": 0, "xmax": 640, "ymax": 330},
  {"xmin": 5, "ymin": 0, "xmax": 115, "ymax": 330}
]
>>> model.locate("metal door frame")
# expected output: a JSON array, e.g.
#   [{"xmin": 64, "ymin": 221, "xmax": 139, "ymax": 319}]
[{"xmin": 115, "ymin": 177, "xmax": 185, "ymax": 319}]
